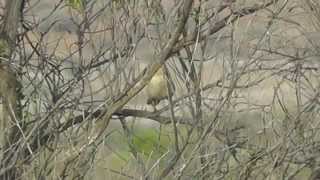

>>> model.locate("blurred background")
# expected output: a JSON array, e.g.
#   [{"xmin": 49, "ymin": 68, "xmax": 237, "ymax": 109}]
[{"xmin": 0, "ymin": 0, "xmax": 320, "ymax": 179}]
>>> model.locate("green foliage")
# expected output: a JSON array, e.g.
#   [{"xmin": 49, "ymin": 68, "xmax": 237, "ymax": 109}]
[
  {"xmin": 107, "ymin": 150, "xmax": 131, "ymax": 169},
  {"xmin": 131, "ymin": 128, "xmax": 170, "ymax": 158},
  {"xmin": 105, "ymin": 127, "xmax": 171, "ymax": 171},
  {"xmin": 66, "ymin": 0, "xmax": 85, "ymax": 12}
]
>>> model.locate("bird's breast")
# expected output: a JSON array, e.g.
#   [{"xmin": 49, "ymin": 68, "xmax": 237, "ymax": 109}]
[{"xmin": 147, "ymin": 75, "xmax": 168, "ymax": 99}]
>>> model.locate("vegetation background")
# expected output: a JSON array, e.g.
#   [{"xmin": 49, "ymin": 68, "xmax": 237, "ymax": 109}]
[{"xmin": 0, "ymin": 0, "xmax": 320, "ymax": 179}]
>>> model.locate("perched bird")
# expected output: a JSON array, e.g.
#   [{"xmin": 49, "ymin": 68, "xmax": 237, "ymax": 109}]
[{"xmin": 146, "ymin": 67, "xmax": 174, "ymax": 111}]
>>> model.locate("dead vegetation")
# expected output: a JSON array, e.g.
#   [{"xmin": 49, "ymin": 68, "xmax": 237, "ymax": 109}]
[{"xmin": 0, "ymin": 0, "xmax": 320, "ymax": 179}]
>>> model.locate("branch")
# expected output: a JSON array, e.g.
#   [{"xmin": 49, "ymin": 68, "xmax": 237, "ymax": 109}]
[
  {"xmin": 94, "ymin": 0, "xmax": 194, "ymax": 136},
  {"xmin": 172, "ymin": 0, "xmax": 278, "ymax": 54},
  {"xmin": 25, "ymin": 0, "xmax": 280, "ymax": 169},
  {"xmin": 1, "ymin": 0, "xmax": 23, "ymax": 42},
  {"xmin": 59, "ymin": 108, "xmax": 194, "ymax": 133}
]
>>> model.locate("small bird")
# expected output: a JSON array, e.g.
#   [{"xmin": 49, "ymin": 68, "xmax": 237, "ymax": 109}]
[{"xmin": 146, "ymin": 67, "xmax": 173, "ymax": 111}]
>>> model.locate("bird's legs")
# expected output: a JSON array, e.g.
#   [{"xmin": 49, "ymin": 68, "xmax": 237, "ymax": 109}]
[
  {"xmin": 152, "ymin": 105, "xmax": 157, "ymax": 112},
  {"xmin": 151, "ymin": 100, "xmax": 158, "ymax": 112},
  {"xmin": 147, "ymin": 98, "xmax": 160, "ymax": 112}
]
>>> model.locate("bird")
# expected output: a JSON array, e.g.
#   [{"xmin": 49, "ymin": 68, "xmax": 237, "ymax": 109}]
[{"xmin": 146, "ymin": 67, "xmax": 174, "ymax": 111}]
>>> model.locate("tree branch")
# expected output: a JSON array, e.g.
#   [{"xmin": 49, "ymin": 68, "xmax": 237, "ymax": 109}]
[{"xmin": 94, "ymin": 0, "xmax": 195, "ymax": 137}]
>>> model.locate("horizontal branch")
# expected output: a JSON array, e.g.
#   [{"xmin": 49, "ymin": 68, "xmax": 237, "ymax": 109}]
[{"xmin": 59, "ymin": 108, "xmax": 194, "ymax": 133}]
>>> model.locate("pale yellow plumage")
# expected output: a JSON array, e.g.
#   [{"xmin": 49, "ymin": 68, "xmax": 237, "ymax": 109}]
[{"xmin": 146, "ymin": 67, "xmax": 170, "ymax": 108}]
